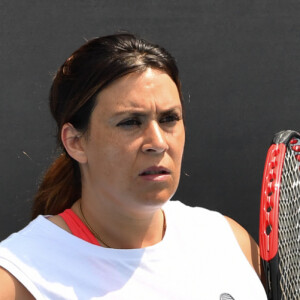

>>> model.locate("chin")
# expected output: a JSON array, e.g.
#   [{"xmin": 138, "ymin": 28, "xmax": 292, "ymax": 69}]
[{"xmin": 140, "ymin": 189, "xmax": 176, "ymax": 207}]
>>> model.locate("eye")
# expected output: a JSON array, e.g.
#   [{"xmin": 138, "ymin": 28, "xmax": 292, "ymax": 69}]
[
  {"xmin": 160, "ymin": 113, "xmax": 181, "ymax": 124},
  {"xmin": 117, "ymin": 118, "xmax": 142, "ymax": 128}
]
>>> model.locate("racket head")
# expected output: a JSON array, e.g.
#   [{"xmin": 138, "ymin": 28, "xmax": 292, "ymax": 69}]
[{"xmin": 259, "ymin": 130, "xmax": 300, "ymax": 299}]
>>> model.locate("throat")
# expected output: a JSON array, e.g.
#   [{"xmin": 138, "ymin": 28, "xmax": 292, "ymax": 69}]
[{"xmin": 78, "ymin": 201, "xmax": 166, "ymax": 249}]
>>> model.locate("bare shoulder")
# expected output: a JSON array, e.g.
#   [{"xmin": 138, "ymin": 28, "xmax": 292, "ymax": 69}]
[
  {"xmin": 225, "ymin": 216, "xmax": 263, "ymax": 279},
  {"xmin": 0, "ymin": 267, "xmax": 34, "ymax": 300},
  {"xmin": 47, "ymin": 215, "xmax": 71, "ymax": 233}
]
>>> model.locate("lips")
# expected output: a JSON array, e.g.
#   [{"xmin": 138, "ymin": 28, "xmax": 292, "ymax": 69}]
[{"xmin": 139, "ymin": 166, "xmax": 171, "ymax": 176}]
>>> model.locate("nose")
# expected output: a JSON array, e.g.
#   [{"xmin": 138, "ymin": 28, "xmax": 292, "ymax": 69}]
[{"xmin": 141, "ymin": 121, "xmax": 169, "ymax": 154}]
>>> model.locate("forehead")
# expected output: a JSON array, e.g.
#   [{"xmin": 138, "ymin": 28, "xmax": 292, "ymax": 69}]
[{"xmin": 94, "ymin": 68, "xmax": 181, "ymax": 114}]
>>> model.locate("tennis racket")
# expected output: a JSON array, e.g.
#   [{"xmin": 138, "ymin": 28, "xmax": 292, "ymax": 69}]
[{"xmin": 259, "ymin": 130, "xmax": 300, "ymax": 300}]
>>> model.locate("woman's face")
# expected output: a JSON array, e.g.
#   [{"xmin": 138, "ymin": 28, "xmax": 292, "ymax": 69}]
[{"xmin": 80, "ymin": 68, "xmax": 185, "ymax": 214}]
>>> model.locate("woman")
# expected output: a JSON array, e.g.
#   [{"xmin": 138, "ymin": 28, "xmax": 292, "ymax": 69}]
[{"xmin": 0, "ymin": 33, "xmax": 267, "ymax": 299}]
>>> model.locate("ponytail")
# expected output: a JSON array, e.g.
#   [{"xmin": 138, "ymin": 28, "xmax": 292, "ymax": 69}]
[{"xmin": 32, "ymin": 153, "xmax": 81, "ymax": 219}]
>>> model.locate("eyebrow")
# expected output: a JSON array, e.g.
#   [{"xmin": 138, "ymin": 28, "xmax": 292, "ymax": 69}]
[
  {"xmin": 110, "ymin": 111, "xmax": 147, "ymax": 122},
  {"xmin": 111, "ymin": 106, "xmax": 182, "ymax": 118}
]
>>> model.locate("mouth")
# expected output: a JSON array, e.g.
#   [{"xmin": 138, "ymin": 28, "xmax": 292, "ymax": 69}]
[{"xmin": 139, "ymin": 166, "xmax": 171, "ymax": 176}]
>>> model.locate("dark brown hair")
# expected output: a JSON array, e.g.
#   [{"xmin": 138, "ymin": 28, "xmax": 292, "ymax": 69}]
[{"xmin": 32, "ymin": 33, "xmax": 183, "ymax": 219}]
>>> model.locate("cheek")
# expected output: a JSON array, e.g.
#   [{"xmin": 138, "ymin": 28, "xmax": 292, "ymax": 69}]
[
  {"xmin": 90, "ymin": 137, "xmax": 138, "ymax": 175},
  {"xmin": 171, "ymin": 129, "xmax": 185, "ymax": 159},
  {"xmin": 98, "ymin": 145, "xmax": 123, "ymax": 169}
]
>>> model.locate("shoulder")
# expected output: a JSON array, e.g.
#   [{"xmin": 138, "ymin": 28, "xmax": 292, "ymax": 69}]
[
  {"xmin": 168, "ymin": 202, "xmax": 264, "ymax": 280},
  {"xmin": 165, "ymin": 200, "xmax": 219, "ymax": 217},
  {"xmin": 0, "ymin": 216, "xmax": 71, "ymax": 299},
  {"xmin": 48, "ymin": 215, "xmax": 71, "ymax": 233},
  {"xmin": 0, "ymin": 216, "xmax": 69, "ymax": 269},
  {"xmin": 225, "ymin": 216, "xmax": 263, "ymax": 280},
  {"xmin": 1, "ymin": 215, "xmax": 70, "ymax": 248},
  {"xmin": 0, "ymin": 267, "xmax": 34, "ymax": 300},
  {"xmin": 165, "ymin": 201, "xmax": 228, "ymax": 230}
]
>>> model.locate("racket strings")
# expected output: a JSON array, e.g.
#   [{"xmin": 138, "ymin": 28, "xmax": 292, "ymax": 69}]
[{"xmin": 278, "ymin": 145, "xmax": 300, "ymax": 299}]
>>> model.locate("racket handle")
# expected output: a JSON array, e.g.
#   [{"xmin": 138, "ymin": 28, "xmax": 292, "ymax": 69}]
[{"xmin": 263, "ymin": 254, "xmax": 281, "ymax": 300}]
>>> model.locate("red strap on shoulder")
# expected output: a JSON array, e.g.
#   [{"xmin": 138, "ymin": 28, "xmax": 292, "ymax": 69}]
[{"xmin": 59, "ymin": 209, "xmax": 100, "ymax": 246}]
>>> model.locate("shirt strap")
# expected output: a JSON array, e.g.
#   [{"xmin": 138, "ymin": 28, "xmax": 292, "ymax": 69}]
[{"xmin": 59, "ymin": 209, "xmax": 101, "ymax": 246}]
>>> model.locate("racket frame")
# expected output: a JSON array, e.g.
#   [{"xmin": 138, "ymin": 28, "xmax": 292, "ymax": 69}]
[{"xmin": 259, "ymin": 130, "xmax": 300, "ymax": 300}]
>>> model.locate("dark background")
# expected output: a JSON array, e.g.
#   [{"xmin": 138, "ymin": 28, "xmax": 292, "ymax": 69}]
[{"xmin": 1, "ymin": 0, "xmax": 299, "ymax": 242}]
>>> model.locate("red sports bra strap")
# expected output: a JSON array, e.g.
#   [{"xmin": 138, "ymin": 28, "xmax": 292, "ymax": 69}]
[{"xmin": 59, "ymin": 209, "xmax": 100, "ymax": 246}]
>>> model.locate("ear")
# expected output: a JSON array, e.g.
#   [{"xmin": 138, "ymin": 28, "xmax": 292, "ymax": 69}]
[{"xmin": 61, "ymin": 123, "xmax": 87, "ymax": 164}]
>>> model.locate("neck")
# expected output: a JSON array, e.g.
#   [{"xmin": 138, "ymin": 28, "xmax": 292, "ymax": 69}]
[{"xmin": 73, "ymin": 199, "xmax": 166, "ymax": 249}]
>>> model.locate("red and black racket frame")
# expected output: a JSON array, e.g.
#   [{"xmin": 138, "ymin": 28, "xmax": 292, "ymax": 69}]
[{"xmin": 259, "ymin": 130, "xmax": 300, "ymax": 300}]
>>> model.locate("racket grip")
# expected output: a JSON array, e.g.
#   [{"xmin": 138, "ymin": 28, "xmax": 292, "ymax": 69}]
[{"xmin": 263, "ymin": 254, "xmax": 281, "ymax": 300}]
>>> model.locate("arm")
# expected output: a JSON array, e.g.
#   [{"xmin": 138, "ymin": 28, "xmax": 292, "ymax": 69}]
[
  {"xmin": 225, "ymin": 216, "xmax": 265, "ymax": 284},
  {"xmin": 0, "ymin": 267, "xmax": 34, "ymax": 300}
]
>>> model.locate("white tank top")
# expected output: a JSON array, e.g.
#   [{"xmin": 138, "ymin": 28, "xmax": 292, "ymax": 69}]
[{"xmin": 0, "ymin": 201, "xmax": 267, "ymax": 299}]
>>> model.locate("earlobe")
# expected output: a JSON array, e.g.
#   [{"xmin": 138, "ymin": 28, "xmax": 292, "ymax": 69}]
[{"xmin": 61, "ymin": 123, "xmax": 87, "ymax": 164}]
